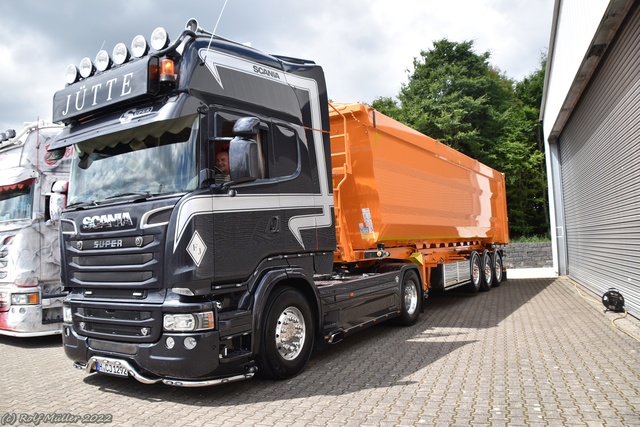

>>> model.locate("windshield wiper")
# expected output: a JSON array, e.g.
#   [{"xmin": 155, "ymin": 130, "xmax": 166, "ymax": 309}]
[
  {"xmin": 104, "ymin": 191, "xmax": 152, "ymax": 201},
  {"xmin": 66, "ymin": 200, "xmax": 98, "ymax": 209}
]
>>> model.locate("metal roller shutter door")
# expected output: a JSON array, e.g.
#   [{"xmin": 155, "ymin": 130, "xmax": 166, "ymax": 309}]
[{"xmin": 558, "ymin": 3, "xmax": 640, "ymax": 317}]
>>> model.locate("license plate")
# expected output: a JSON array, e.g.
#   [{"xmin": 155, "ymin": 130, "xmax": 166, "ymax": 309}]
[{"xmin": 95, "ymin": 360, "xmax": 129, "ymax": 378}]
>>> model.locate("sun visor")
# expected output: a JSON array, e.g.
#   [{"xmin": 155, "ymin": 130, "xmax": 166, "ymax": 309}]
[
  {"xmin": 48, "ymin": 93, "xmax": 203, "ymax": 152},
  {"xmin": 0, "ymin": 167, "xmax": 37, "ymax": 188}
]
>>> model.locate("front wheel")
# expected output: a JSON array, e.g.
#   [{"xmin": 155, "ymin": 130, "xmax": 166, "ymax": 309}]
[
  {"xmin": 396, "ymin": 270, "xmax": 422, "ymax": 326},
  {"xmin": 257, "ymin": 286, "xmax": 315, "ymax": 380}
]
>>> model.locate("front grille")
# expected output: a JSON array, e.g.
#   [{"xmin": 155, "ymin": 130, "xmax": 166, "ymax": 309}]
[
  {"xmin": 66, "ymin": 233, "xmax": 160, "ymax": 287},
  {"xmin": 75, "ymin": 271, "xmax": 153, "ymax": 283},
  {"xmin": 73, "ymin": 301, "xmax": 161, "ymax": 343},
  {"xmin": 79, "ymin": 307, "xmax": 152, "ymax": 321},
  {"xmin": 83, "ymin": 322, "xmax": 153, "ymax": 338},
  {"xmin": 73, "ymin": 253, "xmax": 153, "ymax": 266}
]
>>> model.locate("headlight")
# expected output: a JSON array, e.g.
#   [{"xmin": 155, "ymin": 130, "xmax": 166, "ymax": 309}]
[
  {"xmin": 11, "ymin": 293, "xmax": 39, "ymax": 305},
  {"xmin": 131, "ymin": 35, "xmax": 148, "ymax": 58},
  {"xmin": 112, "ymin": 43, "xmax": 130, "ymax": 65},
  {"xmin": 150, "ymin": 27, "xmax": 169, "ymax": 50},
  {"xmin": 95, "ymin": 50, "xmax": 111, "ymax": 72},
  {"xmin": 78, "ymin": 57, "xmax": 94, "ymax": 78},
  {"xmin": 163, "ymin": 311, "xmax": 214, "ymax": 332},
  {"xmin": 65, "ymin": 64, "xmax": 79, "ymax": 84},
  {"xmin": 63, "ymin": 306, "xmax": 72, "ymax": 323}
]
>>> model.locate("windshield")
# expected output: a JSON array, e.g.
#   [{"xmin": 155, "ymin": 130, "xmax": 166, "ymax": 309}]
[
  {"xmin": 68, "ymin": 117, "xmax": 199, "ymax": 205},
  {"xmin": 0, "ymin": 183, "xmax": 33, "ymax": 221}
]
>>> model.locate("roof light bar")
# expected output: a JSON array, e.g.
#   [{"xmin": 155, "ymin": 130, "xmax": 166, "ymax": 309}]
[{"xmin": 64, "ymin": 23, "xmax": 179, "ymax": 84}]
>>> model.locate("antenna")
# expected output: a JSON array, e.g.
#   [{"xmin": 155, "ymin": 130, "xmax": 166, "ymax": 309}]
[{"xmin": 206, "ymin": 0, "xmax": 228, "ymax": 54}]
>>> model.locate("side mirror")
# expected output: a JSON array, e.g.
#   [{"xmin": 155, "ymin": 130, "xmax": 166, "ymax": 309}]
[
  {"xmin": 229, "ymin": 117, "xmax": 262, "ymax": 182},
  {"xmin": 229, "ymin": 136, "xmax": 261, "ymax": 182},
  {"xmin": 48, "ymin": 180, "xmax": 68, "ymax": 223}
]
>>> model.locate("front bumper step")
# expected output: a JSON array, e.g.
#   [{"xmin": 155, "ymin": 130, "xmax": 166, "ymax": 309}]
[{"xmin": 75, "ymin": 356, "xmax": 256, "ymax": 387}]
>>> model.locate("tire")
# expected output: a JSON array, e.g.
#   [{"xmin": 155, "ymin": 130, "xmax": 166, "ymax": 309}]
[
  {"xmin": 257, "ymin": 286, "xmax": 314, "ymax": 380},
  {"xmin": 492, "ymin": 251, "xmax": 504, "ymax": 287},
  {"xmin": 396, "ymin": 270, "xmax": 422, "ymax": 326},
  {"xmin": 466, "ymin": 251, "xmax": 482, "ymax": 293},
  {"xmin": 480, "ymin": 250, "xmax": 494, "ymax": 292}
]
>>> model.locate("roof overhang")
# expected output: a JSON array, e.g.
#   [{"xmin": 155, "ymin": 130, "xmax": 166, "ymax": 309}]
[{"xmin": 543, "ymin": 0, "xmax": 635, "ymax": 143}]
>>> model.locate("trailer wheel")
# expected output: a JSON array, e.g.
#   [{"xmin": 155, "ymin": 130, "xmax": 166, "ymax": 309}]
[
  {"xmin": 480, "ymin": 250, "xmax": 494, "ymax": 292},
  {"xmin": 396, "ymin": 270, "xmax": 421, "ymax": 326},
  {"xmin": 257, "ymin": 286, "xmax": 315, "ymax": 380},
  {"xmin": 466, "ymin": 251, "xmax": 482, "ymax": 293},
  {"xmin": 492, "ymin": 251, "xmax": 504, "ymax": 287}
]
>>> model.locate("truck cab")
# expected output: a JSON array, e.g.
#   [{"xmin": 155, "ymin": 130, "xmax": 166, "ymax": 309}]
[
  {"xmin": 51, "ymin": 20, "xmax": 338, "ymax": 385},
  {"xmin": 0, "ymin": 122, "xmax": 70, "ymax": 336}
]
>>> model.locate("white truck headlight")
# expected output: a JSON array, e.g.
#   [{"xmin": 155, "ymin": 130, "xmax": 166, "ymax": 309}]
[
  {"xmin": 163, "ymin": 311, "xmax": 214, "ymax": 332},
  {"xmin": 11, "ymin": 293, "xmax": 39, "ymax": 305}
]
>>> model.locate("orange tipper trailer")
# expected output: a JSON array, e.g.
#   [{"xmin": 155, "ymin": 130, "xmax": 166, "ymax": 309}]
[{"xmin": 329, "ymin": 102, "xmax": 509, "ymax": 292}]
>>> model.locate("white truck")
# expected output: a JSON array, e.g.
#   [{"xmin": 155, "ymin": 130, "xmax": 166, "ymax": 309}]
[{"xmin": 0, "ymin": 121, "xmax": 71, "ymax": 336}]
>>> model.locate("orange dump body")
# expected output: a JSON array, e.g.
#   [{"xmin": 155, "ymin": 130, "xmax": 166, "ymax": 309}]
[{"xmin": 329, "ymin": 103, "xmax": 509, "ymax": 269}]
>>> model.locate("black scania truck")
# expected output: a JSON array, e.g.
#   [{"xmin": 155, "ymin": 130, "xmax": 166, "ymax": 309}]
[{"xmin": 50, "ymin": 19, "xmax": 424, "ymax": 386}]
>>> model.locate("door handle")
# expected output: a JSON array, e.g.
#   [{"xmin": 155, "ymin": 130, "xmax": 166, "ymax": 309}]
[{"xmin": 267, "ymin": 216, "xmax": 280, "ymax": 233}]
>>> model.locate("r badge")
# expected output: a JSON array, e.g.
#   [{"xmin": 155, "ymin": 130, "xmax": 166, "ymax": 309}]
[{"xmin": 187, "ymin": 231, "xmax": 207, "ymax": 267}]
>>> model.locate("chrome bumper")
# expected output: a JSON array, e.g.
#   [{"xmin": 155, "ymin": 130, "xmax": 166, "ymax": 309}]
[{"xmin": 76, "ymin": 356, "xmax": 256, "ymax": 387}]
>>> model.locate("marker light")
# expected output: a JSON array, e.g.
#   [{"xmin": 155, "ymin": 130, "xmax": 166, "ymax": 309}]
[
  {"xmin": 159, "ymin": 58, "xmax": 176, "ymax": 82},
  {"xmin": 78, "ymin": 57, "xmax": 94, "ymax": 78},
  {"xmin": 65, "ymin": 64, "xmax": 79, "ymax": 84},
  {"xmin": 63, "ymin": 305, "xmax": 72, "ymax": 323},
  {"xmin": 112, "ymin": 42, "xmax": 130, "ymax": 65},
  {"xmin": 95, "ymin": 50, "xmax": 111, "ymax": 72},
  {"xmin": 150, "ymin": 27, "xmax": 169, "ymax": 50},
  {"xmin": 131, "ymin": 35, "xmax": 149, "ymax": 58}
]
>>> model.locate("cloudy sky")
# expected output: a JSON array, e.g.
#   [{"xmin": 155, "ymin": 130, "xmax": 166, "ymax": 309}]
[{"xmin": 0, "ymin": 0, "xmax": 554, "ymax": 133}]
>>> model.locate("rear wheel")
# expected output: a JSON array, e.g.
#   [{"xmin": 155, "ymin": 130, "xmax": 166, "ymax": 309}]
[
  {"xmin": 466, "ymin": 251, "xmax": 482, "ymax": 293},
  {"xmin": 396, "ymin": 270, "xmax": 421, "ymax": 326},
  {"xmin": 257, "ymin": 286, "xmax": 314, "ymax": 380},
  {"xmin": 492, "ymin": 251, "xmax": 504, "ymax": 286},
  {"xmin": 480, "ymin": 250, "xmax": 494, "ymax": 292}
]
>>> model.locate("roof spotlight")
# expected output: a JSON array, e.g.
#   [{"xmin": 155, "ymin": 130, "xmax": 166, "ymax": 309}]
[
  {"xmin": 131, "ymin": 35, "xmax": 149, "ymax": 58},
  {"xmin": 112, "ymin": 42, "xmax": 130, "ymax": 65},
  {"xmin": 65, "ymin": 64, "xmax": 80, "ymax": 84},
  {"xmin": 150, "ymin": 27, "xmax": 169, "ymax": 51},
  {"xmin": 95, "ymin": 50, "xmax": 111, "ymax": 72},
  {"xmin": 78, "ymin": 57, "xmax": 95, "ymax": 78}
]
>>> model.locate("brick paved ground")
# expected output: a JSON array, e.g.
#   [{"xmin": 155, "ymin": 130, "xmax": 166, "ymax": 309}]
[{"xmin": 1, "ymin": 276, "xmax": 639, "ymax": 426}]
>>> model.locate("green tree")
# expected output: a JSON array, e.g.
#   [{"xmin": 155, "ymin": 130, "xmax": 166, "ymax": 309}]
[
  {"xmin": 388, "ymin": 39, "xmax": 512, "ymax": 165},
  {"xmin": 495, "ymin": 63, "xmax": 549, "ymax": 237}
]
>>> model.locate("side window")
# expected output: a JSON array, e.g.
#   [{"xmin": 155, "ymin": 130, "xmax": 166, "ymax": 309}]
[
  {"xmin": 212, "ymin": 111, "xmax": 268, "ymax": 180},
  {"xmin": 210, "ymin": 111, "xmax": 300, "ymax": 181},
  {"xmin": 273, "ymin": 124, "xmax": 298, "ymax": 178}
]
